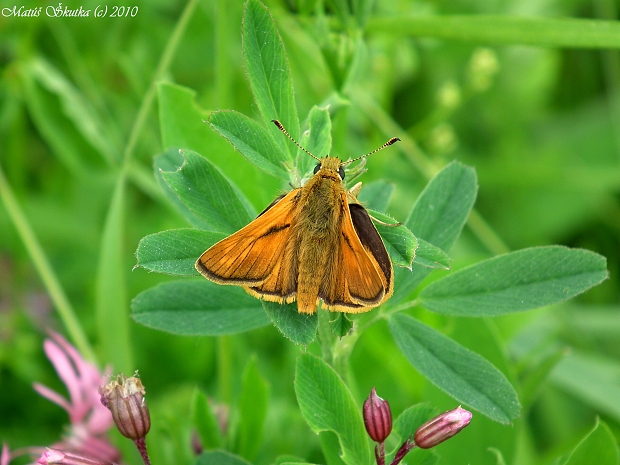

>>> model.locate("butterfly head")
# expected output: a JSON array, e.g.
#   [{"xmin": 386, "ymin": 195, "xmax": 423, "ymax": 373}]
[{"xmin": 314, "ymin": 157, "xmax": 345, "ymax": 180}]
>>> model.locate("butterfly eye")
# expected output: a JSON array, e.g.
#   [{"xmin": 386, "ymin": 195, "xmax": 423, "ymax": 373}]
[
  {"xmin": 313, "ymin": 164, "xmax": 321, "ymax": 174},
  {"xmin": 338, "ymin": 166, "xmax": 345, "ymax": 180}
]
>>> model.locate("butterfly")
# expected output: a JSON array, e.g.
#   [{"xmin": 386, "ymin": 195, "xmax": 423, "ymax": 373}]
[{"xmin": 196, "ymin": 120, "xmax": 400, "ymax": 314}]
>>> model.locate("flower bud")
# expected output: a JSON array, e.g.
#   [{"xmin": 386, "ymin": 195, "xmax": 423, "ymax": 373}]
[
  {"xmin": 414, "ymin": 406, "xmax": 472, "ymax": 449},
  {"xmin": 363, "ymin": 387, "xmax": 392, "ymax": 443},
  {"xmin": 99, "ymin": 374, "xmax": 150, "ymax": 440},
  {"xmin": 37, "ymin": 449, "xmax": 115, "ymax": 465}
]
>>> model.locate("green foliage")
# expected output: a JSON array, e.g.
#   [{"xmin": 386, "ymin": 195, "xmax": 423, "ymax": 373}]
[
  {"xmin": 263, "ymin": 301, "xmax": 318, "ymax": 345},
  {"xmin": 231, "ymin": 356, "xmax": 269, "ymax": 461},
  {"xmin": 391, "ymin": 161, "xmax": 477, "ymax": 304},
  {"xmin": 131, "ymin": 280, "xmax": 270, "ymax": 335},
  {"xmin": 329, "ymin": 313, "xmax": 353, "ymax": 338},
  {"xmin": 159, "ymin": 150, "xmax": 253, "ymax": 233},
  {"xmin": 389, "ymin": 314, "xmax": 520, "ymax": 424},
  {"xmin": 295, "ymin": 354, "xmax": 372, "ymax": 465},
  {"xmin": 1, "ymin": 0, "xmax": 619, "ymax": 464},
  {"xmin": 563, "ymin": 419, "xmax": 619, "ymax": 465},
  {"xmin": 192, "ymin": 389, "xmax": 224, "ymax": 450},
  {"xmin": 195, "ymin": 450, "xmax": 252, "ymax": 465},
  {"xmin": 419, "ymin": 246, "xmax": 608, "ymax": 316},
  {"xmin": 136, "ymin": 229, "xmax": 225, "ymax": 276}
]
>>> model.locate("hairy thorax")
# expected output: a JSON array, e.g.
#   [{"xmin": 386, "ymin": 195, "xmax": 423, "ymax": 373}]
[{"xmin": 298, "ymin": 171, "xmax": 343, "ymax": 239}]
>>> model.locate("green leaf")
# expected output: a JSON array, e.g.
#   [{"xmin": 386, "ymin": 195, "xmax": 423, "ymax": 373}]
[
  {"xmin": 357, "ymin": 180, "xmax": 395, "ymax": 213},
  {"xmin": 21, "ymin": 60, "xmax": 99, "ymax": 175},
  {"xmin": 279, "ymin": 462, "xmax": 318, "ymax": 465},
  {"xmin": 419, "ymin": 246, "xmax": 609, "ymax": 316},
  {"xmin": 154, "ymin": 149, "xmax": 211, "ymax": 229},
  {"xmin": 330, "ymin": 313, "xmax": 353, "ymax": 337},
  {"xmin": 413, "ymin": 239, "xmax": 451, "ymax": 270},
  {"xmin": 194, "ymin": 450, "xmax": 252, "ymax": 465},
  {"xmin": 551, "ymin": 351, "xmax": 620, "ymax": 423},
  {"xmin": 131, "ymin": 280, "xmax": 270, "ymax": 335},
  {"xmin": 191, "ymin": 389, "xmax": 223, "ymax": 450},
  {"xmin": 160, "ymin": 150, "xmax": 252, "ymax": 233},
  {"xmin": 157, "ymin": 82, "xmax": 277, "ymax": 208},
  {"xmin": 242, "ymin": 0, "xmax": 299, "ymax": 158},
  {"xmin": 520, "ymin": 347, "xmax": 566, "ymax": 408},
  {"xmin": 406, "ymin": 161, "xmax": 477, "ymax": 252},
  {"xmin": 294, "ymin": 354, "xmax": 372, "ymax": 465},
  {"xmin": 367, "ymin": 16, "xmax": 620, "ymax": 49},
  {"xmin": 209, "ymin": 110, "xmax": 290, "ymax": 180},
  {"xmin": 352, "ymin": 0, "xmax": 374, "ymax": 28},
  {"xmin": 328, "ymin": 0, "xmax": 350, "ymax": 28},
  {"xmin": 320, "ymin": 431, "xmax": 348, "ymax": 465},
  {"xmin": 232, "ymin": 356, "xmax": 269, "ymax": 461},
  {"xmin": 564, "ymin": 419, "xmax": 619, "ymax": 465},
  {"xmin": 135, "ymin": 229, "xmax": 226, "ymax": 276},
  {"xmin": 263, "ymin": 302, "xmax": 318, "ymax": 345},
  {"xmin": 392, "ymin": 403, "xmax": 437, "ymax": 443},
  {"xmin": 275, "ymin": 458, "xmax": 313, "ymax": 465},
  {"xmin": 26, "ymin": 57, "xmax": 118, "ymax": 165},
  {"xmin": 95, "ymin": 177, "xmax": 132, "ymax": 373},
  {"xmin": 388, "ymin": 314, "xmax": 521, "ymax": 424},
  {"xmin": 424, "ymin": 318, "xmax": 519, "ymax": 465},
  {"xmin": 391, "ymin": 162, "xmax": 477, "ymax": 303},
  {"xmin": 299, "ymin": 106, "xmax": 332, "ymax": 177},
  {"xmin": 370, "ymin": 210, "xmax": 417, "ymax": 269},
  {"xmin": 487, "ymin": 449, "xmax": 508, "ymax": 465},
  {"xmin": 158, "ymin": 82, "xmax": 209, "ymax": 152}
]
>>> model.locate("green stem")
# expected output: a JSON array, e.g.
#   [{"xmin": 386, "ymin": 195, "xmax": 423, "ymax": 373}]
[
  {"xmin": 0, "ymin": 164, "xmax": 97, "ymax": 363},
  {"xmin": 467, "ymin": 209, "xmax": 510, "ymax": 255},
  {"xmin": 332, "ymin": 322, "xmax": 358, "ymax": 385},
  {"xmin": 217, "ymin": 336, "xmax": 233, "ymax": 404},
  {"xmin": 331, "ymin": 300, "xmax": 418, "ymax": 387},
  {"xmin": 317, "ymin": 308, "xmax": 335, "ymax": 367},
  {"xmin": 215, "ymin": 0, "xmax": 233, "ymax": 108}
]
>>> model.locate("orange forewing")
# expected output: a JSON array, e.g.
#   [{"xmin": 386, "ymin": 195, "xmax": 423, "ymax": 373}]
[{"xmin": 196, "ymin": 188, "xmax": 300, "ymax": 290}]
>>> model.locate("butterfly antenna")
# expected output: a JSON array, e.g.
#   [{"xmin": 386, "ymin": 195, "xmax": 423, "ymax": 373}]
[
  {"xmin": 272, "ymin": 120, "xmax": 320, "ymax": 161},
  {"xmin": 344, "ymin": 137, "xmax": 401, "ymax": 164}
]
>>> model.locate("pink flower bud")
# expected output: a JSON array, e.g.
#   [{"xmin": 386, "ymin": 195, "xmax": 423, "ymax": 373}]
[
  {"xmin": 37, "ymin": 449, "xmax": 115, "ymax": 465},
  {"xmin": 414, "ymin": 406, "xmax": 472, "ymax": 449},
  {"xmin": 363, "ymin": 387, "xmax": 392, "ymax": 443},
  {"xmin": 99, "ymin": 374, "xmax": 150, "ymax": 440}
]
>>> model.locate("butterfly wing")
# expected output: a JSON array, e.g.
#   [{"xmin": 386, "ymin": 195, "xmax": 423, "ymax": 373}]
[
  {"xmin": 348, "ymin": 203, "xmax": 393, "ymax": 297},
  {"xmin": 195, "ymin": 189, "xmax": 301, "ymax": 291},
  {"xmin": 319, "ymin": 195, "xmax": 392, "ymax": 312}
]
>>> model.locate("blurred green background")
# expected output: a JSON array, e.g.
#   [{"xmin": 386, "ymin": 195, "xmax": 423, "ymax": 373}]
[{"xmin": 1, "ymin": 0, "xmax": 619, "ymax": 464}]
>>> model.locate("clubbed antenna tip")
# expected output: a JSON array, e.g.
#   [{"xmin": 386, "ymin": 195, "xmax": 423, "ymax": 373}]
[{"xmin": 271, "ymin": 119, "xmax": 320, "ymax": 161}]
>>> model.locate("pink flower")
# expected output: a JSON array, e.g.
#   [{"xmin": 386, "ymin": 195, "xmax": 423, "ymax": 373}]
[
  {"xmin": 1, "ymin": 443, "xmax": 10, "ymax": 465},
  {"xmin": 37, "ymin": 448, "xmax": 117, "ymax": 465},
  {"xmin": 32, "ymin": 332, "xmax": 119, "ymax": 463}
]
